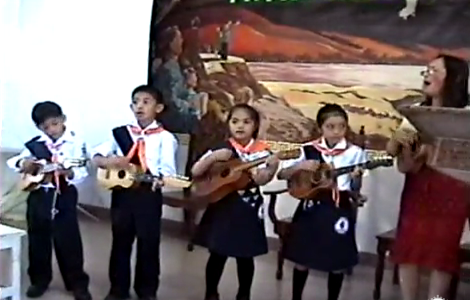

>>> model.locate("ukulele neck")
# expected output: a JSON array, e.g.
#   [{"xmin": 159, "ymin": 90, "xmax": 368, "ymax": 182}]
[
  {"xmin": 333, "ymin": 162, "xmax": 369, "ymax": 177},
  {"xmin": 134, "ymin": 173, "xmax": 160, "ymax": 183},
  {"xmin": 40, "ymin": 163, "xmax": 62, "ymax": 174},
  {"xmin": 233, "ymin": 156, "xmax": 268, "ymax": 172}
]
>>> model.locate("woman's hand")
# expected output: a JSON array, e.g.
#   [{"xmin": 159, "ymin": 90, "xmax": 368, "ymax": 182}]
[{"xmin": 391, "ymin": 128, "xmax": 418, "ymax": 147}]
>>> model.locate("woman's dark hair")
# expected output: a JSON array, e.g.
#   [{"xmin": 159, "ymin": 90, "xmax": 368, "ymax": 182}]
[
  {"xmin": 31, "ymin": 101, "xmax": 63, "ymax": 126},
  {"xmin": 422, "ymin": 54, "xmax": 469, "ymax": 108},
  {"xmin": 316, "ymin": 103, "xmax": 348, "ymax": 127},
  {"xmin": 226, "ymin": 104, "xmax": 261, "ymax": 139},
  {"xmin": 157, "ymin": 26, "xmax": 180, "ymax": 60},
  {"xmin": 132, "ymin": 85, "xmax": 164, "ymax": 105}
]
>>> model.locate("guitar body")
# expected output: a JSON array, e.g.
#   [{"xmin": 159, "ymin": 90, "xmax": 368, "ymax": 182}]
[
  {"xmin": 96, "ymin": 165, "xmax": 140, "ymax": 189},
  {"xmin": 19, "ymin": 173, "xmax": 54, "ymax": 191},
  {"xmin": 191, "ymin": 159, "xmax": 253, "ymax": 203},
  {"xmin": 288, "ymin": 165, "xmax": 335, "ymax": 199}
]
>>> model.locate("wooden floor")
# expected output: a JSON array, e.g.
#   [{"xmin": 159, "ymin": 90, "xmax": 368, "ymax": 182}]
[{"xmin": 15, "ymin": 218, "xmax": 470, "ymax": 300}]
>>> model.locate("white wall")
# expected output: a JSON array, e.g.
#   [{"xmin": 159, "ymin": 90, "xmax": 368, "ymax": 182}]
[{"xmin": 0, "ymin": 0, "xmax": 153, "ymax": 150}]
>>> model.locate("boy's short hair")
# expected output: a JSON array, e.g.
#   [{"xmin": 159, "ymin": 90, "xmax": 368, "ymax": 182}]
[
  {"xmin": 31, "ymin": 101, "xmax": 63, "ymax": 126},
  {"xmin": 132, "ymin": 85, "xmax": 164, "ymax": 105}
]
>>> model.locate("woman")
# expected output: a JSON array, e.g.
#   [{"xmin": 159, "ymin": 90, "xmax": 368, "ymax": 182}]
[
  {"xmin": 387, "ymin": 54, "xmax": 470, "ymax": 300},
  {"xmin": 153, "ymin": 26, "xmax": 200, "ymax": 133}
]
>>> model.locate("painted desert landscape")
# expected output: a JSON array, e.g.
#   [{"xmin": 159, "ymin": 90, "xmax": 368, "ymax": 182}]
[{"xmin": 151, "ymin": 0, "xmax": 469, "ymax": 154}]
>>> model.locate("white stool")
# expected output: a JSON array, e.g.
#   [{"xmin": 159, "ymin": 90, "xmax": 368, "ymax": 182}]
[{"xmin": 0, "ymin": 224, "xmax": 26, "ymax": 300}]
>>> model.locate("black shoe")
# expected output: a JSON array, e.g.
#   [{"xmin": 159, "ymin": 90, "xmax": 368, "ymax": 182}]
[
  {"xmin": 139, "ymin": 297, "xmax": 157, "ymax": 300},
  {"xmin": 205, "ymin": 294, "xmax": 220, "ymax": 300},
  {"xmin": 104, "ymin": 294, "xmax": 130, "ymax": 300},
  {"xmin": 74, "ymin": 289, "xmax": 92, "ymax": 300},
  {"xmin": 26, "ymin": 285, "xmax": 48, "ymax": 298}
]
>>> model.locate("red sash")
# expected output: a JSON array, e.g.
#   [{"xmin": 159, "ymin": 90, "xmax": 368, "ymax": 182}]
[{"xmin": 127, "ymin": 125, "xmax": 164, "ymax": 172}]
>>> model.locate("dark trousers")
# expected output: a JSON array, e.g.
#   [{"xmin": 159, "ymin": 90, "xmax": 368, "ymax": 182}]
[
  {"xmin": 219, "ymin": 42, "xmax": 228, "ymax": 60},
  {"xmin": 108, "ymin": 188, "xmax": 162, "ymax": 298},
  {"xmin": 26, "ymin": 185, "xmax": 89, "ymax": 291}
]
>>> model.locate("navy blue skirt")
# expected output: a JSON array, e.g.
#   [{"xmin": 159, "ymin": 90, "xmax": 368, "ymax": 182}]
[
  {"xmin": 283, "ymin": 191, "xmax": 358, "ymax": 272},
  {"xmin": 193, "ymin": 192, "xmax": 268, "ymax": 258}
]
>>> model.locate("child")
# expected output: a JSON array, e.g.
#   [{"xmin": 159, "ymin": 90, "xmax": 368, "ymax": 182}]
[
  {"xmin": 6, "ymin": 101, "xmax": 92, "ymax": 300},
  {"xmin": 92, "ymin": 85, "xmax": 178, "ymax": 300},
  {"xmin": 191, "ymin": 104, "xmax": 279, "ymax": 300},
  {"xmin": 277, "ymin": 104, "xmax": 366, "ymax": 300},
  {"xmin": 183, "ymin": 67, "xmax": 208, "ymax": 119}
]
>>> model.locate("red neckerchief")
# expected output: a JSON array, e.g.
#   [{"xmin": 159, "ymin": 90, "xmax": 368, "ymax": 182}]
[
  {"xmin": 229, "ymin": 138, "xmax": 269, "ymax": 154},
  {"xmin": 310, "ymin": 138, "xmax": 350, "ymax": 207},
  {"xmin": 46, "ymin": 140, "xmax": 67, "ymax": 193},
  {"xmin": 310, "ymin": 138, "xmax": 349, "ymax": 157},
  {"xmin": 127, "ymin": 125, "xmax": 165, "ymax": 172}
]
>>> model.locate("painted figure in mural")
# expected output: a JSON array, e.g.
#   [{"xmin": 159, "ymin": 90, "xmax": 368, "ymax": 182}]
[
  {"xmin": 399, "ymin": 0, "xmax": 418, "ymax": 19},
  {"xmin": 278, "ymin": 104, "xmax": 366, "ymax": 300},
  {"xmin": 183, "ymin": 67, "xmax": 209, "ymax": 119},
  {"xmin": 153, "ymin": 26, "xmax": 201, "ymax": 133},
  {"xmin": 387, "ymin": 54, "xmax": 470, "ymax": 300},
  {"xmin": 192, "ymin": 104, "xmax": 280, "ymax": 300},
  {"xmin": 217, "ymin": 21, "xmax": 240, "ymax": 60}
]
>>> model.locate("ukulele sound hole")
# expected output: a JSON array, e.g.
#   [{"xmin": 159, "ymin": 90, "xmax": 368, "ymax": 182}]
[
  {"xmin": 312, "ymin": 172, "xmax": 322, "ymax": 183},
  {"xmin": 220, "ymin": 168, "xmax": 231, "ymax": 178},
  {"xmin": 323, "ymin": 170, "xmax": 332, "ymax": 179},
  {"xmin": 117, "ymin": 170, "xmax": 126, "ymax": 179}
]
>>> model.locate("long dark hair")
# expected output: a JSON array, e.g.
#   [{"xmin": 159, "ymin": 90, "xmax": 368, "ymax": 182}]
[
  {"xmin": 226, "ymin": 104, "xmax": 261, "ymax": 139},
  {"xmin": 157, "ymin": 26, "xmax": 180, "ymax": 61},
  {"xmin": 422, "ymin": 54, "xmax": 469, "ymax": 108}
]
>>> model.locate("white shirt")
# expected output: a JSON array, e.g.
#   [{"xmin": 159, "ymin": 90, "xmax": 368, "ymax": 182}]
[
  {"xmin": 91, "ymin": 121, "xmax": 178, "ymax": 177},
  {"xmin": 282, "ymin": 138, "xmax": 366, "ymax": 191},
  {"xmin": 6, "ymin": 128, "xmax": 89, "ymax": 187}
]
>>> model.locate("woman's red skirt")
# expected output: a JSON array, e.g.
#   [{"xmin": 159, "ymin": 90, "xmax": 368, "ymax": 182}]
[{"xmin": 391, "ymin": 166, "xmax": 470, "ymax": 274}]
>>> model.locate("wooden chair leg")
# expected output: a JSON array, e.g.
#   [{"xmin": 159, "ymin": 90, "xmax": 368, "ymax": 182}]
[
  {"xmin": 448, "ymin": 274, "xmax": 459, "ymax": 300},
  {"xmin": 276, "ymin": 240, "xmax": 284, "ymax": 280},
  {"xmin": 392, "ymin": 264, "xmax": 399, "ymax": 285},
  {"xmin": 373, "ymin": 242, "xmax": 387, "ymax": 300}
]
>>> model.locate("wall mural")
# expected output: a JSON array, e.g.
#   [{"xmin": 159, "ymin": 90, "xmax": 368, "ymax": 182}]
[{"xmin": 149, "ymin": 0, "xmax": 470, "ymax": 158}]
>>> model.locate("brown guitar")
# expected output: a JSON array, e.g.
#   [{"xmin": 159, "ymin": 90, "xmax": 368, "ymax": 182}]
[
  {"xmin": 19, "ymin": 158, "xmax": 88, "ymax": 191},
  {"xmin": 191, "ymin": 149, "xmax": 301, "ymax": 203},
  {"xmin": 288, "ymin": 154, "xmax": 394, "ymax": 200}
]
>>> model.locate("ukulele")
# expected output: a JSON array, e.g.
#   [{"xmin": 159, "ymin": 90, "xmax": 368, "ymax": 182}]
[
  {"xmin": 19, "ymin": 158, "xmax": 88, "ymax": 191},
  {"xmin": 191, "ymin": 148, "xmax": 301, "ymax": 203},
  {"xmin": 288, "ymin": 154, "xmax": 394, "ymax": 200},
  {"xmin": 96, "ymin": 164, "xmax": 191, "ymax": 190}
]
